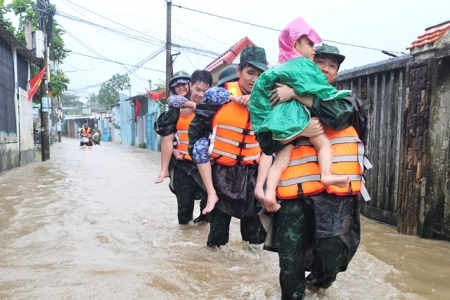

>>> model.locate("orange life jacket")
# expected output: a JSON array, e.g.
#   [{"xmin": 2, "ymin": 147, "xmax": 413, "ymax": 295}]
[
  {"xmin": 208, "ymin": 82, "xmax": 261, "ymax": 166},
  {"xmin": 174, "ymin": 112, "xmax": 195, "ymax": 161},
  {"xmin": 81, "ymin": 128, "xmax": 91, "ymax": 134},
  {"xmin": 276, "ymin": 125, "xmax": 372, "ymax": 200}
]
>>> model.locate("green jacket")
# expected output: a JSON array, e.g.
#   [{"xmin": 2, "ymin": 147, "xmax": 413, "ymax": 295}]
[
  {"xmin": 256, "ymin": 96, "xmax": 354, "ymax": 155},
  {"xmin": 249, "ymin": 57, "xmax": 351, "ymax": 141}
]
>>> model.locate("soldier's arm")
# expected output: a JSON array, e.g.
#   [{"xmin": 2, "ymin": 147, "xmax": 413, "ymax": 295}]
[
  {"xmin": 154, "ymin": 107, "xmax": 179, "ymax": 137},
  {"xmin": 310, "ymin": 96, "xmax": 353, "ymax": 130}
]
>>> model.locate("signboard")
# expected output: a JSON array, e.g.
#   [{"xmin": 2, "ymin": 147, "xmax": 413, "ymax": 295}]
[{"xmin": 41, "ymin": 96, "xmax": 49, "ymax": 112}]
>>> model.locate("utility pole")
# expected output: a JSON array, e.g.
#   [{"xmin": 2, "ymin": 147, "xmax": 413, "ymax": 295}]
[
  {"xmin": 165, "ymin": 0, "xmax": 172, "ymax": 102},
  {"xmin": 38, "ymin": 0, "xmax": 51, "ymax": 161},
  {"xmin": 148, "ymin": 80, "xmax": 152, "ymax": 91}
]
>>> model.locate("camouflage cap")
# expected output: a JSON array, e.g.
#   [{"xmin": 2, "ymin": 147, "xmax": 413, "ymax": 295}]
[
  {"xmin": 217, "ymin": 64, "xmax": 238, "ymax": 87},
  {"xmin": 315, "ymin": 43, "xmax": 345, "ymax": 65},
  {"xmin": 240, "ymin": 46, "xmax": 268, "ymax": 71}
]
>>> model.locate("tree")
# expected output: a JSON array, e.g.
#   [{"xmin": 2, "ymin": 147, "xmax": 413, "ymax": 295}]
[
  {"xmin": 61, "ymin": 93, "xmax": 82, "ymax": 107},
  {"xmin": 87, "ymin": 93, "xmax": 99, "ymax": 106},
  {"xmin": 48, "ymin": 71, "xmax": 69, "ymax": 98},
  {"xmin": 98, "ymin": 74, "xmax": 130, "ymax": 109},
  {"xmin": 3, "ymin": 0, "xmax": 70, "ymax": 64}
]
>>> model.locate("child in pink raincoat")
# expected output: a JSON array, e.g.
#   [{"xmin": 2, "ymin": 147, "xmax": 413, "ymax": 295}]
[{"xmin": 249, "ymin": 18, "xmax": 351, "ymax": 211}]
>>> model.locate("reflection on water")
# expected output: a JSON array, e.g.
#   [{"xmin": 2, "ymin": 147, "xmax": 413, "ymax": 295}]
[{"xmin": 0, "ymin": 140, "xmax": 448, "ymax": 299}]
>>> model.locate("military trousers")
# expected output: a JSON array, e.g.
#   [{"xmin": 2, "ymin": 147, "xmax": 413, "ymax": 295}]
[
  {"xmin": 303, "ymin": 198, "xmax": 347, "ymax": 289},
  {"xmin": 274, "ymin": 199, "xmax": 308, "ymax": 299},
  {"xmin": 172, "ymin": 163, "xmax": 207, "ymax": 224},
  {"xmin": 207, "ymin": 207, "xmax": 264, "ymax": 247}
]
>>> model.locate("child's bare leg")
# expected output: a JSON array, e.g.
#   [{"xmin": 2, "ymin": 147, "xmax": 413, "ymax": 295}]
[
  {"xmin": 264, "ymin": 144, "xmax": 293, "ymax": 212},
  {"xmin": 309, "ymin": 133, "xmax": 349, "ymax": 187},
  {"xmin": 197, "ymin": 162, "xmax": 218, "ymax": 214},
  {"xmin": 154, "ymin": 134, "xmax": 174, "ymax": 184}
]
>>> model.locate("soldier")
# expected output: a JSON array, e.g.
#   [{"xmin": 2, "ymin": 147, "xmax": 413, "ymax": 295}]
[
  {"xmin": 154, "ymin": 70, "xmax": 212, "ymax": 224},
  {"xmin": 258, "ymin": 44, "xmax": 370, "ymax": 299},
  {"xmin": 188, "ymin": 46, "xmax": 271, "ymax": 247}
]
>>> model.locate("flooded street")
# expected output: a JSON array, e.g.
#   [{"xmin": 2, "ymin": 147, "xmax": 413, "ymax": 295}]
[{"xmin": 0, "ymin": 140, "xmax": 449, "ymax": 300}]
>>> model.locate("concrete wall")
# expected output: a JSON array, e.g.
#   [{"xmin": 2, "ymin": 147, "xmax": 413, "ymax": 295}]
[
  {"xmin": 424, "ymin": 56, "xmax": 450, "ymax": 238},
  {"xmin": 0, "ymin": 143, "xmax": 19, "ymax": 173}
]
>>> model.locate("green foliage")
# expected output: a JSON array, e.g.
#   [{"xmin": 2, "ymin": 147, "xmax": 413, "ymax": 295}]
[
  {"xmin": 62, "ymin": 92, "xmax": 84, "ymax": 115},
  {"xmin": 138, "ymin": 142, "xmax": 146, "ymax": 149},
  {"xmin": 3, "ymin": 0, "xmax": 69, "ymax": 64},
  {"xmin": 50, "ymin": 23, "xmax": 70, "ymax": 64},
  {"xmin": 98, "ymin": 74, "xmax": 130, "ymax": 109},
  {"xmin": 87, "ymin": 93, "xmax": 99, "ymax": 105},
  {"xmin": 112, "ymin": 123, "xmax": 120, "ymax": 130},
  {"xmin": 48, "ymin": 72, "xmax": 69, "ymax": 98}
]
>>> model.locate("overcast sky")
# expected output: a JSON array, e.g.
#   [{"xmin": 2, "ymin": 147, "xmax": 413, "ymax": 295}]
[{"xmin": 5, "ymin": 0, "xmax": 450, "ymax": 101}]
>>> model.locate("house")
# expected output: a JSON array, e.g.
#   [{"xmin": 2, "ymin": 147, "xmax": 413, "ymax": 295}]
[
  {"xmin": 119, "ymin": 92, "xmax": 135, "ymax": 146},
  {"xmin": 0, "ymin": 20, "xmax": 43, "ymax": 174},
  {"xmin": 110, "ymin": 103, "xmax": 121, "ymax": 143},
  {"xmin": 205, "ymin": 36, "xmax": 257, "ymax": 85},
  {"xmin": 124, "ymin": 93, "xmax": 161, "ymax": 150}
]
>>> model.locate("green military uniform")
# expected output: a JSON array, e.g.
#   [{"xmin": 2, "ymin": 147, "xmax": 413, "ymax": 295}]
[
  {"xmin": 258, "ymin": 95, "xmax": 362, "ymax": 297},
  {"xmin": 154, "ymin": 107, "xmax": 207, "ymax": 224}
]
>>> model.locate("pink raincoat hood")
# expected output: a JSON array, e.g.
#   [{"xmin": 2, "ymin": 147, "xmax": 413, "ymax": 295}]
[{"xmin": 278, "ymin": 18, "xmax": 322, "ymax": 64}]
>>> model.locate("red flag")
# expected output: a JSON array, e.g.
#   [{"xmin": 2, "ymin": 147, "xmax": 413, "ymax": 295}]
[
  {"xmin": 28, "ymin": 66, "xmax": 47, "ymax": 100},
  {"xmin": 135, "ymin": 99, "xmax": 141, "ymax": 119},
  {"xmin": 145, "ymin": 88, "xmax": 160, "ymax": 101}
]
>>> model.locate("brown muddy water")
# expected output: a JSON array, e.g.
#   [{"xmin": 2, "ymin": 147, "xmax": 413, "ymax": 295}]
[{"xmin": 0, "ymin": 140, "xmax": 449, "ymax": 299}]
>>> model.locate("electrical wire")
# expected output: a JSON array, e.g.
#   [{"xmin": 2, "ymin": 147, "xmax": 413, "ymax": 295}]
[
  {"xmin": 172, "ymin": 3, "xmax": 405, "ymax": 55},
  {"xmin": 69, "ymin": 52, "xmax": 165, "ymax": 73}
]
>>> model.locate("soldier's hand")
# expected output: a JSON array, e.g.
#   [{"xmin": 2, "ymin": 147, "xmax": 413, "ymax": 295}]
[
  {"xmin": 173, "ymin": 149, "xmax": 183, "ymax": 160},
  {"xmin": 180, "ymin": 107, "xmax": 193, "ymax": 117},
  {"xmin": 300, "ymin": 117, "xmax": 323, "ymax": 138},
  {"xmin": 270, "ymin": 83, "xmax": 295, "ymax": 106}
]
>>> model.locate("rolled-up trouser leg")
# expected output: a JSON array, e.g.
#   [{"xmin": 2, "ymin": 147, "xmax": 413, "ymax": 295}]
[
  {"xmin": 240, "ymin": 215, "xmax": 264, "ymax": 244},
  {"xmin": 275, "ymin": 199, "xmax": 307, "ymax": 300},
  {"xmin": 310, "ymin": 236, "xmax": 347, "ymax": 288},
  {"xmin": 207, "ymin": 208, "xmax": 232, "ymax": 247},
  {"xmin": 173, "ymin": 167, "xmax": 198, "ymax": 224}
]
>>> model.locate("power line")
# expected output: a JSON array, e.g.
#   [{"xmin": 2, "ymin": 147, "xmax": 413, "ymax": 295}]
[
  {"xmin": 172, "ymin": 3, "xmax": 405, "ymax": 55},
  {"xmin": 56, "ymin": 10, "xmax": 222, "ymax": 59},
  {"xmin": 69, "ymin": 52, "xmax": 166, "ymax": 73}
]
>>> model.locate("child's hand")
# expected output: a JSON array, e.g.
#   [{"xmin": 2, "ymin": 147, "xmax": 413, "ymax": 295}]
[
  {"xmin": 264, "ymin": 196, "xmax": 281, "ymax": 212},
  {"xmin": 236, "ymin": 95, "xmax": 250, "ymax": 107},
  {"xmin": 270, "ymin": 83, "xmax": 295, "ymax": 106},
  {"xmin": 185, "ymin": 100, "xmax": 197, "ymax": 109},
  {"xmin": 228, "ymin": 95, "xmax": 238, "ymax": 103}
]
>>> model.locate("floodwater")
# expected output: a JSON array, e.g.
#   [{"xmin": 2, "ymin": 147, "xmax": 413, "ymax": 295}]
[{"xmin": 0, "ymin": 140, "xmax": 449, "ymax": 300}]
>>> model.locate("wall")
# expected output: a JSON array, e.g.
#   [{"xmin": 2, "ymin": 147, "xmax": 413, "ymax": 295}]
[
  {"xmin": 119, "ymin": 93, "xmax": 135, "ymax": 146},
  {"xmin": 18, "ymin": 88, "xmax": 34, "ymax": 166},
  {"xmin": 334, "ymin": 55, "xmax": 411, "ymax": 226},
  {"xmin": 0, "ymin": 143, "xmax": 19, "ymax": 172},
  {"xmin": 424, "ymin": 56, "xmax": 450, "ymax": 238}
]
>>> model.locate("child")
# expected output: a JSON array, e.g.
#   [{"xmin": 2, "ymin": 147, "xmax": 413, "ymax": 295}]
[
  {"xmin": 249, "ymin": 18, "xmax": 351, "ymax": 211},
  {"xmin": 154, "ymin": 72, "xmax": 190, "ymax": 184},
  {"xmin": 191, "ymin": 87, "xmax": 237, "ymax": 214}
]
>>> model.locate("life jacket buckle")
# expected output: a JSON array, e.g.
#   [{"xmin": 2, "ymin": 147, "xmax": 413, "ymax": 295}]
[{"xmin": 242, "ymin": 129, "xmax": 251, "ymax": 135}]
